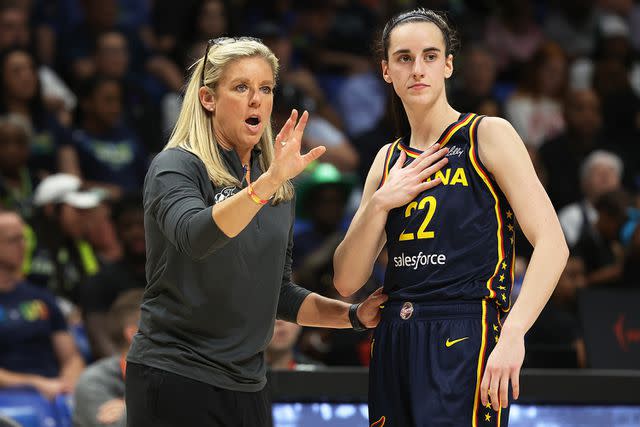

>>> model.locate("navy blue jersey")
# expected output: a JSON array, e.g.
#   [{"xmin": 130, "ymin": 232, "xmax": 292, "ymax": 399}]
[{"xmin": 381, "ymin": 113, "xmax": 515, "ymax": 311}]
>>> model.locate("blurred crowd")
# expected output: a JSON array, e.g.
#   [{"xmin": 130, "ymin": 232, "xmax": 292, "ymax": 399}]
[{"xmin": 1, "ymin": 0, "xmax": 640, "ymax": 425}]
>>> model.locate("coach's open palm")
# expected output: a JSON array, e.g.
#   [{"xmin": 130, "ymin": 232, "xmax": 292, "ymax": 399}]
[
  {"xmin": 268, "ymin": 109, "xmax": 326, "ymax": 183},
  {"xmin": 356, "ymin": 287, "xmax": 389, "ymax": 328},
  {"xmin": 376, "ymin": 144, "xmax": 449, "ymax": 211}
]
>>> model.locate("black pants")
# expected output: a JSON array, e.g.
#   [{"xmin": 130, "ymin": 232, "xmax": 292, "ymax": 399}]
[{"xmin": 125, "ymin": 362, "xmax": 273, "ymax": 427}]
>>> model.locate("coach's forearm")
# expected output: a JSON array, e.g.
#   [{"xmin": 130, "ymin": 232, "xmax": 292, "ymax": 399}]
[
  {"xmin": 296, "ymin": 293, "xmax": 351, "ymax": 328},
  {"xmin": 333, "ymin": 193, "xmax": 388, "ymax": 297},
  {"xmin": 212, "ymin": 172, "xmax": 281, "ymax": 237}
]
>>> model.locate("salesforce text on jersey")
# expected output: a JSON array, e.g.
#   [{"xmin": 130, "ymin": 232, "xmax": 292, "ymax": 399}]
[{"xmin": 393, "ymin": 252, "xmax": 447, "ymax": 270}]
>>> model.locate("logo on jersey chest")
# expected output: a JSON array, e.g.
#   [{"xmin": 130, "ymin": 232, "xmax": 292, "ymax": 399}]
[
  {"xmin": 425, "ymin": 167, "xmax": 469, "ymax": 187},
  {"xmin": 214, "ymin": 186, "xmax": 238, "ymax": 203},
  {"xmin": 446, "ymin": 145, "xmax": 466, "ymax": 158}
]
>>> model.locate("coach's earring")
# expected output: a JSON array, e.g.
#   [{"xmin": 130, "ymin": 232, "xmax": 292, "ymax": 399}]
[{"xmin": 281, "ymin": 140, "xmax": 287, "ymax": 146}]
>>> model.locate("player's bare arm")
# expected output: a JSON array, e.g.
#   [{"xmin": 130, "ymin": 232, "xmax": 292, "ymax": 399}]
[{"xmin": 477, "ymin": 116, "xmax": 569, "ymax": 411}]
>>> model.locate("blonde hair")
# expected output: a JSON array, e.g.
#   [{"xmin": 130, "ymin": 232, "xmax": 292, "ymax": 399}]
[{"xmin": 165, "ymin": 39, "xmax": 294, "ymax": 203}]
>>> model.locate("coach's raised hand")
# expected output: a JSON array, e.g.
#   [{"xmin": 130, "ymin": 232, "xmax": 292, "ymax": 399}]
[{"xmin": 266, "ymin": 109, "xmax": 326, "ymax": 184}]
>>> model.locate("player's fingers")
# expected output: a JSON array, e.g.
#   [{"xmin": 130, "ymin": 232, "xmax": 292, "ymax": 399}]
[
  {"xmin": 511, "ymin": 368, "xmax": 520, "ymax": 400},
  {"xmin": 480, "ymin": 371, "xmax": 490, "ymax": 407},
  {"xmin": 417, "ymin": 177, "xmax": 442, "ymax": 193},
  {"xmin": 393, "ymin": 150, "xmax": 407, "ymax": 170},
  {"xmin": 489, "ymin": 371, "xmax": 500, "ymax": 411},
  {"xmin": 417, "ymin": 157, "xmax": 449, "ymax": 182},
  {"xmin": 411, "ymin": 146, "xmax": 448, "ymax": 170},
  {"xmin": 500, "ymin": 372, "xmax": 509, "ymax": 408},
  {"xmin": 408, "ymin": 143, "xmax": 441, "ymax": 169}
]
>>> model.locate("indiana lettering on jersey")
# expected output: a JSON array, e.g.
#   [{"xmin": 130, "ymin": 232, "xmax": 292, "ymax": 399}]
[{"xmin": 425, "ymin": 167, "xmax": 469, "ymax": 187}]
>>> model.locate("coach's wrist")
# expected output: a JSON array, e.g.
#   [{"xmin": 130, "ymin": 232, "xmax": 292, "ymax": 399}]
[{"xmin": 349, "ymin": 303, "xmax": 367, "ymax": 331}]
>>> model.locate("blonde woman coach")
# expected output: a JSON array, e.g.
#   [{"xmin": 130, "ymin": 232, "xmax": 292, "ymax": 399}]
[{"xmin": 125, "ymin": 37, "xmax": 389, "ymax": 427}]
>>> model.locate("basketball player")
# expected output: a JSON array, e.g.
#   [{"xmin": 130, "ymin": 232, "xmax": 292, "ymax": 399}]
[{"xmin": 333, "ymin": 9, "xmax": 569, "ymax": 426}]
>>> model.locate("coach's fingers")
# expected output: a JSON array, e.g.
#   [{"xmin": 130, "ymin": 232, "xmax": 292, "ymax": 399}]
[
  {"xmin": 276, "ymin": 110, "xmax": 296, "ymax": 144},
  {"xmin": 292, "ymin": 110, "xmax": 309, "ymax": 141},
  {"xmin": 480, "ymin": 371, "xmax": 490, "ymax": 407},
  {"xmin": 373, "ymin": 293, "xmax": 389, "ymax": 305},
  {"xmin": 489, "ymin": 371, "xmax": 500, "ymax": 411},
  {"xmin": 301, "ymin": 146, "xmax": 326, "ymax": 166},
  {"xmin": 500, "ymin": 373, "xmax": 509, "ymax": 408},
  {"xmin": 511, "ymin": 368, "xmax": 520, "ymax": 400},
  {"xmin": 371, "ymin": 287, "xmax": 384, "ymax": 296}
]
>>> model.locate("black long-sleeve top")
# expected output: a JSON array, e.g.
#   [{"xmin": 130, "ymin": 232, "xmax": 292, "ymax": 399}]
[{"xmin": 127, "ymin": 146, "xmax": 310, "ymax": 392}]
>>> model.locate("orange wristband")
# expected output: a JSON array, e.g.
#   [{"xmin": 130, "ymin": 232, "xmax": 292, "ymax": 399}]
[
  {"xmin": 244, "ymin": 165, "xmax": 271, "ymax": 205},
  {"xmin": 247, "ymin": 183, "xmax": 269, "ymax": 205}
]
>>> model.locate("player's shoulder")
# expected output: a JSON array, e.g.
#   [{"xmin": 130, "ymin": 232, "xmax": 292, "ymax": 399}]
[
  {"xmin": 476, "ymin": 116, "xmax": 522, "ymax": 150},
  {"xmin": 376, "ymin": 139, "xmax": 400, "ymax": 159},
  {"xmin": 362, "ymin": 139, "xmax": 402, "ymax": 191},
  {"xmin": 476, "ymin": 116, "xmax": 515, "ymax": 136}
]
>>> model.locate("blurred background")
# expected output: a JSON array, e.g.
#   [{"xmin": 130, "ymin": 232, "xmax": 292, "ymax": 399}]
[{"xmin": 0, "ymin": 0, "xmax": 639, "ymax": 426}]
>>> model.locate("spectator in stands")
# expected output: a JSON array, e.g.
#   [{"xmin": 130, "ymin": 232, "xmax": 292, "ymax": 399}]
[
  {"xmin": 74, "ymin": 289, "xmax": 144, "ymax": 427},
  {"xmin": 539, "ymin": 89, "xmax": 605, "ymax": 210},
  {"xmin": 543, "ymin": 0, "xmax": 598, "ymax": 59},
  {"xmin": 81, "ymin": 201, "xmax": 121, "ymax": 265},
  {"xmin": 82, "ymin": 194, "xmax": 146, "ymax": 359},
  {"xmin": 0, "ymin": 3, "xmax": 77, "ymax": 127},
  {"xmin": 266, "ymin": 320, "xmax": 320, "ymax": 371},
  {"xmin": 0, "ymin": 210, "xmax": 84, "ymax": 399},
  {"xmin": 484, "ymin": 0, "xmax": 544, "ymax": 81},
  {"xmin": 449, "ymin": 44, "xmax": 501, "ymax": 117},
  {"xmin": 294, "ymin": 2, "xmax": 385, "ymax": 139},
  {"xmin": 0, "ymin": 114, "xmax": 38, "ymax": 219},
  {"xmin": 293, "ymin": 163, "xmax": 354, "ymax": 279},
  {"xmin": 525, "ymin": 255, "xmax": 587, "ymax": 368},
  {"xmin": 182, "ymin": 0, "xmax": 228, "ymax": 50},
  {"xmin": 622, "ymin": 205, "xmax": 640, "ymax": 286},
  {"xmin": 558, "ymin": 150, "xmax": 623, "ymax": 249},
  {"xmin": 504, "ymin": 41, "xmax": 568, "ymax": 148},
  {"xmin": 89, "ymin": 31, "xmax": 163, "ymax": 154},
  {"xmin": 0, "ymin": 47, "xmax": 70, "ymax": 178},
  {"xmin": 272, "ymin": 85, "xmax": 358, "ymax": 174},
  {"xmin": 59, "ymin": 76, "xmax": 147, "ymax": 200},
  {"xmin": 574, "ymin": 190, "xmax": 630, "ymax": 287},
  {"xmin": 60, "ymin": 0, "xmax": 183, "ymax": 105},
  {"xmin": 592, "ymin": 57, "xmax": 640, "ymax": 181},
  {"xmin": 256, "ymin": 21, "xmax": 344, "ymax": 131},
  {"xmin": 25, "ymin": 174, "xmax": 102, "ymax": 305}
]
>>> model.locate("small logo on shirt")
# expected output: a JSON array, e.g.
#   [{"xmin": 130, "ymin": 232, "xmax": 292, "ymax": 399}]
[
  {"xmin": 446, "ymin": 145, "xmax": 465, "ymax": 157},
  {"xmin": 0, "ymin": 300, "xmax": 49, "ymax": 323},
  {"xmin": 400, "ymin": 302, "xmax": 414, "ymax": 320},
  {"xmin": 214, "ymin": 186, "xmax": 238, "ymax": 203},
  {"xmin": 445, "ymin": 336, "xmax": 470, "ymax": 347},
  {"xmin": 393, "ymin": 252, "xmax": 447, "ymax": 270}
]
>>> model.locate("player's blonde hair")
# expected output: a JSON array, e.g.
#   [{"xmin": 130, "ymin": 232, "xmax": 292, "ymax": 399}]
[{"xmin": 165, "ymin": 39, "xmax": 294, "ymax": 203}]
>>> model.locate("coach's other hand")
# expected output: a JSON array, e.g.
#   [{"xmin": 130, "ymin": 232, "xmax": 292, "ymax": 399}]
[{"xmin": 357, "ymin": 287, "xmax": 389, "ymax": 329}]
